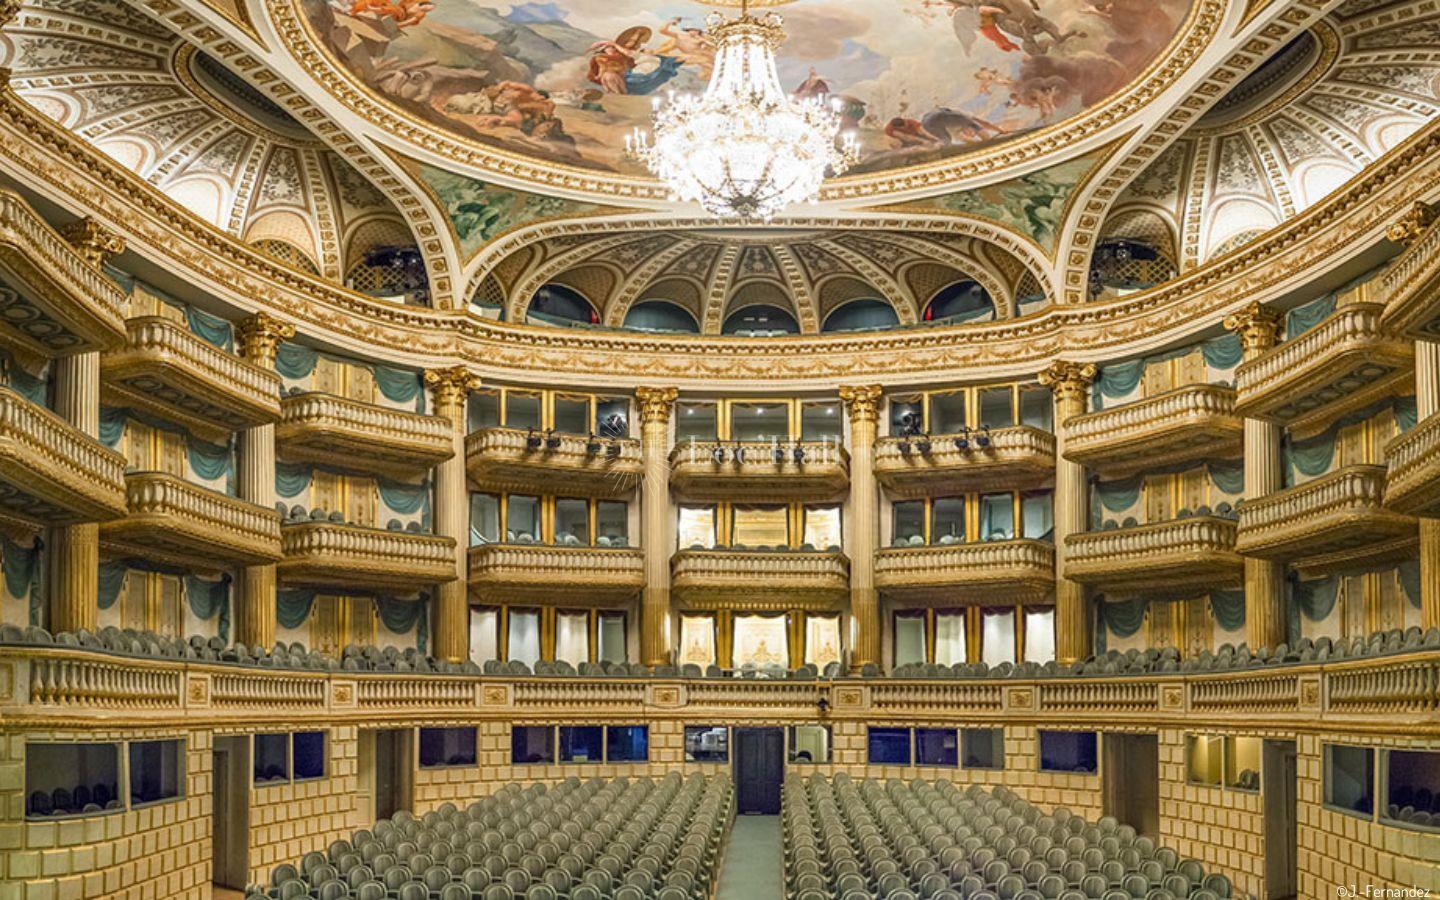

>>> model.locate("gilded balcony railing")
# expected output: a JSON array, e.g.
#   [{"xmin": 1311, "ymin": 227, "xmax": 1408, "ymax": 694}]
[
  {"xmin": 1064, "ymin": 385, "xmax": 1241, "ymax": 474},
  {"xmin": 1065, "ymin": 517, "xmax": 1242, "ymax": 595},
  {"xmin": 0, "ymin": 190, "xmax": 127, "ymax": 356},
  {"xmin": 1383, "ymin": 414, "xmax": 1440, "ymax": 518},
  {"xmin": 1379, "ymin": 211, "xmax": 1440, "ymax": 339},
  {"xmin": 874, "ymin": 426, "xmax": 1054, "ymax": 495},
  {"xmin": 102, "ymin": 316, "xmax": 281, "ymax": 441},
  {"xmin": 668, "ymin": 440, "xmax": 849, "ymax": 500},
  {"xmin": 875, "ymin": 539, "xmax": 1054, "ymax": 602},
  {"xmin": 1236, "ymin": 465, "xmax": 1416, "ymax": 575},
  {"xmin": 101, "ymin": 471, "xmax": 281, "ymax": 568},
  {"xmin": 670, "ymin": 548, "xmax": 850, "ymax": 607},
  {"xmin": 467, "ymin": 543, "xmax": 645, "ymax": 602},
  {"xmin": 277, "ymin": 392, "xmax": 453, "ymax": 477},
  {"xmin": 279, "ymin": 520, "xmax": 457, "ymax": 591},
  {"xmin": 0, "ymin": 386, "xmax": 127, "ymax": 526},
  {"xmin": 1234, "ymin": 304, "xmax": 1413, "ymax": 430},
  {"xmin": 466, "ymin": 426, "xmax": 642, "ymax": 497}
]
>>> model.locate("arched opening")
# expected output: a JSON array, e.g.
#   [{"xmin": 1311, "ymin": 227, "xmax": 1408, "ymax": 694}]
[
  {"xmin": 821, "ymin": 299, "xmax": 900, "ymax": 332},
  {"xmin": 722, "ymin": 305, "xmax": 799, "ymax": 336},
  {"xmin": 923, "ymin": 282, "xmax": 993, "ymax": 323},
  {"xmin": 623, "ymin": 301, "xmax": 700, "ymax": 334},
  {"xmin": 528, "ymin": 284, "xmax": 599, "ymax": 326}
]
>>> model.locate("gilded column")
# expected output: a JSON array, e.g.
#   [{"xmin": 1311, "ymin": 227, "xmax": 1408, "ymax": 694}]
[
  {"xmin": 635, "ymin": 387, "xmax": 677, "ymax": 666},
  {"xmin": 1038, "ymin": 361, "xmax": 1096, "ymax": 664},
  {"xmin": 47, "ymin": 220, "xmax": 123, "ymax": 634},
  {"xmin": 233, "ymin": 313, "xmax": 294, "ymax": 650},
  {"xmin": 426, "ymin": 366, "xmax": 481, "ymax": 662},
  {"xmin": 1389, "ymin": 204, "xmax": 1440, "ymax": 628},
  {"xmin": 1225, "ymin": 302, "xmax": 1287, "ymax": 651},
  {"xmin": 839, "ymin": 385, "xmax": 882, "ymax": 671}
]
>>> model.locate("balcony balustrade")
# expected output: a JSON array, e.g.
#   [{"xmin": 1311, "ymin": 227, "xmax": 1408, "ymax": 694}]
[{"xmin": 466, "ymin": 427, "xmax": 642, "ymax": 497}]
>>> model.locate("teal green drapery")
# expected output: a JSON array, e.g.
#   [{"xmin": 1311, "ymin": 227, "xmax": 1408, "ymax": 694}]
[
  {"xmin": 275, "ymin": 461, "xmax": 313, "ymax": 499},
  {"xmin": 98, "ymin": 407, "xmax": 126, "ymax": 448},
  {"xmin": 1091, "ymin": 334, "xmax": 1243, "ymax": 409},
  {"xmin": 6, "ymin": 363, "xmax": 47, "ymax": 407},
  {"xmin": 1093, "ymin": 359, "xmax": 1145, "ymax": 406},
  {"xmin": 1210, "ymin": 589, "xmax": 1246, "ymax": 632},
  {"xmin": 1091, "ymin": 476, "xmax": 1142, "ymax": 527},
  {"xmin": 185, "ymin": 307, "xmax": 234, "ymax": 351},
  {"xmin": 375, "ymin": 595, "xmax": 424, "ymax": 633},
  {"xmin": 98, "ymin": 407, "xmax": 235, "ymax": 489},
  {"xmin": 1207, "ymin": 460, "xmax": 1245, "ymax": 496},
  {"xmin": 373, "ymin": 366, "xmax": 424, "ymax": 412},
  {"xmin": 378, "ymin": 480, "xmax": 431, "ymax": 518},
  {"xmin": 1285, "ymin": 293, "xmax": 1336, "ymax": 339},
  {"xmin": 1294, "ymin": 576, "xmax": 1340, "ymax": 622},
  {"xmin": 97, "ymin": 561, "xmax": 128, "ymax": 610},
  {"xmin": 1100, "ymin": 597, "xmax": 1147, "ymax": 638},
  {"xmin": 275, "ymin": 343, "xmax": 319, "ymax": 379},
  {"xmin": 184, "ymin": 575, "xmax": 230, "ymax": 640},
  {"xmin": 1399, "ymin": 560, "xmax": 1422, "ymax": 610},
  {"xmin": 4, "ymin": 538, "xmax": 43, "ymax": 624},
  {"xmin": 1395, "ymin": 395, "xmax": 1418, "ymax": 432},
  {"xmin": 277, "ymin": 588, "xmax": 317, "ymax": 630},
  {"xmin": 1283, "ymin": 395, "xmax": 1418, "ymax": 485},
  {"xmin": 1201, "ymin": 333, "xmax": 1243, "ymax": 370}
]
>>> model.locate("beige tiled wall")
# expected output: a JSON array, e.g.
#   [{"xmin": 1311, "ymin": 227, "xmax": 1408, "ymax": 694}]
[
  {"xmin": 1156, "ymin": 729, "xmax": 1266, "ymax": 899},
  {"xmin": 245, "ymin": 726, "xmax": 358, "ymax": 885}
]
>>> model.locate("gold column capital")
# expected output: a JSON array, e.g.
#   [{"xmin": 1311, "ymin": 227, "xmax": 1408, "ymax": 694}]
[
  {"xmin": 635, "ymin": 387, "xmax": 678, "ymax": 425},
  {"xmin": 235, "ymin": 313, "xmax": 296, "ymax": 365},
  {"xmin": 1387, "ymin": 201, "xmax": 1436, "ymax": 248},
  {"xmin": 425, "ymin": 365, "xmax": 481, "ymax": 414},
  {"xmin": 838, "ymin": 384, "xmax": 883, "ymax": 424},
  {"xmin": 58, "ymin": 218, "xmax": 125, "ymax": 268},
  {"xmin": 1222, "ymin": 301, "xmax": 1283, "ymax": 355},
  {"xmin": 1037, "ymin": 360, "xmax": 1096, "ymax": 404}
]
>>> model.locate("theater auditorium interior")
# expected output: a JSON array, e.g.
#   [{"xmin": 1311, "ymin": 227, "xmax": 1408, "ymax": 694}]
[{"xmin": 0, "ymin": 0, "xmax": 1438, "ymax": 897}]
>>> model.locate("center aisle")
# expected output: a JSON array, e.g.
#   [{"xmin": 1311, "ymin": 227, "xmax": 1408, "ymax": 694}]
[{"xmin": 716, "ymin": 815, "xmax": 784, "ymax": 900}]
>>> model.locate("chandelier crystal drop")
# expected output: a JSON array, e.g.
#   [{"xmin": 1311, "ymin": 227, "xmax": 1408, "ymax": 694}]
[{"xmin": 626, "ymin": 4, "xmax": 860, "ymax": 220}]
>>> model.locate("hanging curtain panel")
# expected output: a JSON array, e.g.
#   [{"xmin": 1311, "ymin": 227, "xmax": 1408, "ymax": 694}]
[
  {"xmin": 507, "ymin": 610, "xmax": 541, "ymax": 665},
  {"xmin": 555, "ymin": 611, "xmax": 589, "ymax": 665},
  {"xmin": 1092, "ymin": 359, "xmax": 1144, "ymax": 409},
  {"xmin": 1399, "ymin": 559, "xmax": 1422, "ymax": 610},
  {"xmin": 277, "ymin": 588, "xmax": 318, "ymax": 630},
  {"xmin": 935, "ymin": 612, "xmax": 966, "ymax": 666},
  {"xmin": 893, "ymin": 614, "xmax": 926, "ymax": 667},
  {"xmin": 184, "ymin": 306, "xmax": 234, "ymax": 351},
  {"xmin": 679, "ymin": 615, "xmax": 717, "ymax": 668},
  {"xmin": 372, "ymin": 365, "xmax": 425, "ymax": 412},
  {"xmin": 378, "ymin": 479, "xmax": 432, "ymax": 529},
  {"xmin": 1209, "ymin": 590, "xmax": 1246, "ymax": 633},
  {"xmin": 732, "ymin": 613, "xmax": 788, "ymax": 668},
  {"xmin": 1091, "ymin": 476, "xmax": 1143, "ymax": 528},
  {"xmin": 1200, "ymin": 333, "xmax": 1243, "ymax": 374},
  {"xmin": 1023, "ymin": 608, "xmax": 1055, "ymax": 664},
  {"xmin": 1207, "ymin": 460, "xmax": 1245, "ymax": 498},
  {"xmin": 274, "ymin": 342, "xmax": 319, "ymax": 380},
  {"xmin": 980, "ymin": 608, "xmax": 1016, "ymax": 667},
  {"xmin": 470, "ymin": 608, "xmax": 499, "ymax": 665},
  {"xmin": 804, "ymin": 615, "xmax": 842, "ymax": 669},
  {"xmin": 1284, "ymin": 293, "xmax": 1336, "ymax": 340},
  {"xmin": 183, "ymin": 575, "xmax": 230, "ymax": 641},
  {"xmin": 3, "ymin": 538, "xmax": 43, "ymax": 627}
]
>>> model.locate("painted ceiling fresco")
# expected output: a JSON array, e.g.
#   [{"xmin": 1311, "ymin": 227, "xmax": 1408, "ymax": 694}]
[{"xmin": 300, "ymin": 0, "xmax": 1193, "ymax": 177}]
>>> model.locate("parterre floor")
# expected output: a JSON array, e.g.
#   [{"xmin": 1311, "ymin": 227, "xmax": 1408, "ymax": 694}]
[{"xmin": 716, "ymin": 815, "xmax": 784, "ymax": 900}]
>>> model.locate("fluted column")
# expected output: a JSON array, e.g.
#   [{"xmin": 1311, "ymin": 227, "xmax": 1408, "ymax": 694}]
[
  {"xmin": 839, "ymin": 385, "xmax": 882, "ymax": 672},
  {"xmin": 635, "ymin": 387, "xmax": 677, "ymax": 666},
  {"xmin": 426, "ymin": 366, "xmax": 481, "ymax": 662},
  {"xmin": 233, "ymin": 313, "xmax": 294, "ymax": 649},
  {"xmin": 1038, "ymin": 361, "xmax": 1096, "ymax": 664},
  {"xmin": 47, "ymin": 220, "xmax": 122, "ymax": 634},
  {"xmin": 1225, "ymin": 302, "xmax": 1287, "ymax": 651}
]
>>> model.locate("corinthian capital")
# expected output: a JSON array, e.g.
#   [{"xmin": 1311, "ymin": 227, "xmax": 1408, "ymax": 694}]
[
  {"xmin": 1386, "ymin": 201, "xmax": 1436, "ymax": 248},
  {"xmin": 1037, "ymin": 360, "xmax": 1096, "ymax": 405},
  {"xmin": 59, "ymin": 218, "xmax": 125, "ymax": 268},
  {"xmin": 634, "ymin": 387, "xmax": 678, "ymax": 425},
  {"xmin": 1222, "ymin": 301, "xmax": 1283, "ymax": 355},
  {"xmin": 838, "ymin": 384, "xmax": 883, "ymax": 424},
  {"xmin": 425, "ymin": 365, "xmax": 481, "ymax": 414},
  {"xmin": 235, "ymin": 313, "xmax": 296, "ymax": 365}
]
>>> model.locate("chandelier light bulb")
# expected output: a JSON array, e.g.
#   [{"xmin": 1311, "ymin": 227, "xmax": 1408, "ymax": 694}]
[{"xmin": 627, "ymin": 6, "xmax": 860, "ymax": 220}]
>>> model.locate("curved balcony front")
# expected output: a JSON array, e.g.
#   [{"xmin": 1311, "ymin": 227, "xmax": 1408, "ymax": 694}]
[
  {"xmin": 1379, "ymin": 213, "xmax": 1440, "ymax": 340},
  {"xmin": 1234, "ymin": 304, "xmax": 1413, "ymax": 431},
  {"xmin": 1065, "ymin": 516, "xmax": 1242, "ymax": 597},
  {"xmin": 0, "ymin": 387, "xmax": 127, "ymax": 530},
  {"xmin": 874, "ymin": 427, "xmax": 1054, "ymax": 497},
  {"xmin": 101, "ymin": 317, "xmax": 281, "ymax": 442},
  {"xmin": 1383, "ymin": 415, "xmax": 1440, "ymax": 518},
  {"xmin": 279, "ymin": 521, "xmax": 457, "ymax": 592},
  {"xmin": 1236, "ymin": 465, "xmax": 1416, "ymax": 577},
  {"xmin": 1064, "ymin": 385, "xmax": 1242, "ymax": 476},
  {"xmin": 100, "ymin": 472, "xmax": 282, "ymax": 570},
  {"xmin": 670, "ymin": 548, "xmax": 849, "ymax": 609},
  {"xmin": 467, "ymin": 543, "xmax": 644, "ymax": 604},
  {"xmin": 466, "ymin": 427, "xmax": 642, "ymax": 497},
  {"xmin": 668, "ymin": 441, "xmax": 849, "ymax": 501},
  {"xmin": 277, "ymin": 392, "xmax": 453, "ymax": 478},
  {"xmin": 875, "ymin": 539, "xmax": 1054, "ymax": 603},
  {"xmin": 0, "ymin": 191, "xmax": 127, "ymax": 358}
]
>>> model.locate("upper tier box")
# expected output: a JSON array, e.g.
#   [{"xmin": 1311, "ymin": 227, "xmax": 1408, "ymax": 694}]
[
  {"xmin": 467, "ymin": 543, "xmax": 644, "ymax": 604},
  {"xmin": 1379, "ymin": 213, "xmax": 1440, "ymax": 340},
  {"xmin": 0, "ymin": 192, "xmax": 126, "ymax": 359},
  {"xmin": 668, "ymin": 441, "xmax": 849, "ymax": 501},
  {"xmin": 1236, "ymin": 464, "xmax": 1416, "ymax": 577},
  {"xmin": 0, "ymin": 387, "xmax": 127, "ymax": 531},
  {"xmin": 873, "ymin": 427, "xmax": 1053, "ymax": 497},
  {"xmin": 670, "ymin": 548, "xmax": 849, "ymax": 608},
  {"xmin": 1383, "ymin": 415, "xmax": 1440, "ymax": 518},
  {"xmin": 875, "ymin": 539, "xmax": 1054, "ymax": 604},
  {"xmin": 1064, "ymin": 385, "xmax": 1242, "ymax": 476},
  {"xmin": 277, "ymin": 392, "xmax": 454, "ymax": 478},
  {"xmin": 279, "ymin": 521, "xmax": 456, "ymax": 592},
  {"xmin": 101, "ymin": 317, "xmax": 281, "ymax": 443},
  {"xmin": 1234, "ymin": 304, "xmax": 1413, "ymax": 432},
  {"xmin": 100, "ymin": 471, "xmax": 281, "ymax": 570},
  {"xmin": 466, "ymin": 427, "xmax": 642, "ymax": 498},
  {"xmin": 1064, "ymin": 516, "xmax": 1243, "ymax": 597}
]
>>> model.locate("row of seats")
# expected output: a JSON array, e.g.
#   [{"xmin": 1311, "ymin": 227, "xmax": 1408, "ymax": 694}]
[
  {"xmin": 277, "ymin": 502, "xmax": 428, "ymax": 533},
  {"xmin": 26, "ymin": 783, "xmax": 118, "ymax": 817},
  {"xmin": 248, "ymin": 774, "xmax": 733, "ymax": 900},
  {"xmin": 782, "ymin": 775, "xmax": 1242, "ymax": 900},
  {"xmin": 1096, "ymin": 503, "xmax": 1239, "ymax": 531}
]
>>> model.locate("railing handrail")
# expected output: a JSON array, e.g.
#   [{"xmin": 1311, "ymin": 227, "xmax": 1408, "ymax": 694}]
[
  {"xmin": 1067, "ymin": 383, "xmax": 1237, "ymax": 441},
  {"xmin": 120, "ymin": 316, "xmax": 279, "ymax": 399},
  {"xmin": 281, "ymin": 390, "xmax": 451, "ymax": 440},
  {"xmin": 1236, "ymin": 463, "xmax": 1387, "ymax": 527}
]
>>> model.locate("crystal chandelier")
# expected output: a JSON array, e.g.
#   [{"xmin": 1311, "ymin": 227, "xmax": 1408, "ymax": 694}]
[{"xmin": 626, "ymin": 2, "xmax": 859, "ymax": 220}]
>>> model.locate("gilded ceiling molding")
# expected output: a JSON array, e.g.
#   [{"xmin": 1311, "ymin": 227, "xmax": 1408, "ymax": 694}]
[
  {"xmin": 699, "ymin": 245, "xmax": 743, "ymax": 336},
  {"xmin": 808, "ymin": 240, "xmax": 918, "ymax": 325},
  {"xmin": 261, "ymin": 0, "xmax": 1228, "ymax": 203},
  {"xmin": 1053, "ymin": 0, "xmax": 1335, "ymax": 304},
  {"xmin": 769, "ymin": 246, "xmax": 820, "ymax": 334},
  {"xmin": 600, "ymin": 239, "xmax": 701, "ymax": 329},
  {"xmin": 2, "ymin": 75, "xmax": 1438, "ymax": 386}
]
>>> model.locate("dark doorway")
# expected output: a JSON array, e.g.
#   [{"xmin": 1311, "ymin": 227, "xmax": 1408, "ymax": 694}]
[
  {"xmin": 733, "ymin": 727, "xmax": 784, "ymax": 814},
  {"xmin": 1263, "ymin": 739, "xmax": 1298, "ymax": 900},
  {"xmin": 212, "ymin": 736, "xmax": 250, "ymax": 891},
  {"xmin": 1102, "ymin": 733, "xmax": 1159, "ymax": 836},
  {"xmin": 370, "ymin": 729, "xmax": 412, "ymax": 822}
]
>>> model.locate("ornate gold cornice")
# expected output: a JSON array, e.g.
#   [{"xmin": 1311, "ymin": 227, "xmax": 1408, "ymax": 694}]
[
  {"xmin": 635, "ymin": 387, "xmax": 679, "ymax": 426},
  {"xmin": 58, "ymin": 218, "xmax": 124, "ymax": 269},
  {"xmin": 234, "ymin": 313, "xmax": 296, "ymax": 365},
  {"xmin": 425, "ymin": 365, "xmax": 482, "ymax": 415},
  {"xmin": 1223, "ymin": 301, "xmax": 1284, "ymax": 356},
  {"xmin": 1037, "ymin": 361, "xmax": 1096, "ymax": 405},
  {"xmin": 838, "ymin": 385, "xmax": 883, "ymax": 424},
  {"xmin": 1387, "ymin": 202, "xmax": 1436, "ymax": 249}
]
